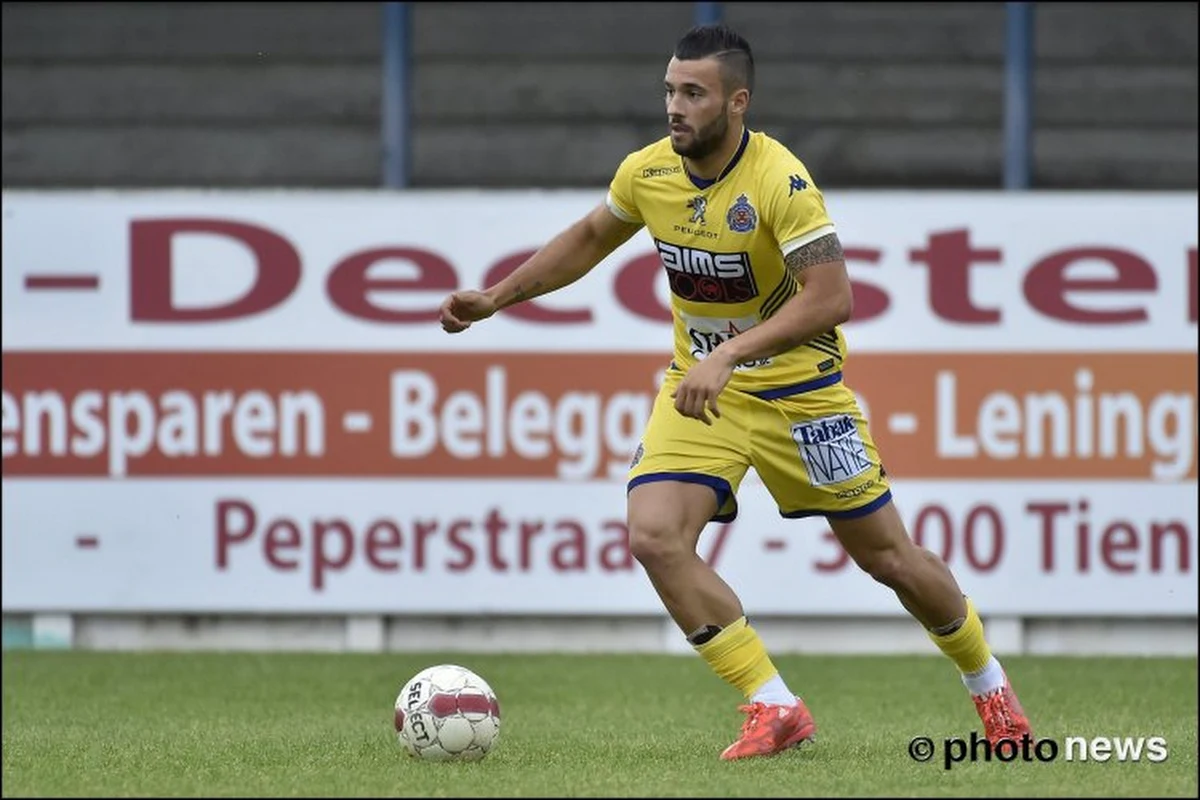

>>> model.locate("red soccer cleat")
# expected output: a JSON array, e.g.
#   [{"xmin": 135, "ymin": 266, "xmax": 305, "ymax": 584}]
[
  {"xmin": 720, "ymin": 697, "xmax": 816, "ymax": 761},
  {"xmin": 973, "ymin": 677, "xmax": 1033, "ymax": 746}
]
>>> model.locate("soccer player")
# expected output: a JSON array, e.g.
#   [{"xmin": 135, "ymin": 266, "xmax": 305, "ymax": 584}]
[{"xmin": 438, "ymin": 23, "xmax": 1033, "ymax": 760}]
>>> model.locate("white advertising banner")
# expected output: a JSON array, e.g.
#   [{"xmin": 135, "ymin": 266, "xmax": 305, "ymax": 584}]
[
  {"xmin": 2, "ymin": 478, "xmax": 1193, "ymax": 615},
  {"xmin": 2, "ymin": 190, "xmax": 1197, "ymax": 615}
]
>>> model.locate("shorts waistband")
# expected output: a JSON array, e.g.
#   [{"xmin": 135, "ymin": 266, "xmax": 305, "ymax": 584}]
[
  {"xmin": 666, "ymin": 363, "xmax": 843, "ymax": 400},
  {"xmin": 746, "ymin": 371, "xmax": 843, "ymax": 400}
]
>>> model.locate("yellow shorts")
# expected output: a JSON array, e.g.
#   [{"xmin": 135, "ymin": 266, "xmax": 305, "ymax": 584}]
[{"xmin": 627, "ymin": 368, "xmax": 892, "ymax": 523}]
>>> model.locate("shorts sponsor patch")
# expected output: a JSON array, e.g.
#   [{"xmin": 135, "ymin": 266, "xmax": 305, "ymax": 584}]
[{"xmin": 790, "ymin": 414, "xmax": 873, "ymax": 487}]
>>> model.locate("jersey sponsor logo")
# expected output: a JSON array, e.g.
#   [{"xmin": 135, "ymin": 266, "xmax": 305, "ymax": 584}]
[
  {"xmin": 788, "ymin": 174, "xmax": 808, "ymax": 195},
  {"xmin": 642, "ymin": 165, "xmax": 682, "ymax": 178},
  {"xmin": 654, "ymin": 240, "xmax": 760, "ymax": 303},
  {"xmin": 790, "ymin": 414, "xmax": 873, "ymax": 487},
  {"xmin": 681, "ymin": 313, "xmax": 770, "ymax": 369},
  {"xmin": 671, "ymin": 224, "xmax": 719, "ymax": 239},
  {"xmin": 686, "ymin": 196, "xmax": 708, "ymax": 225},
  {"xmin": 726, "ymin": 193, "xmax": 758, "ymax": 233}
]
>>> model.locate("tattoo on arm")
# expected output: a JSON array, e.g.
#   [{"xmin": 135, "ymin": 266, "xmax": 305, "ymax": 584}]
[
  {"xmin": 784, "ymin": 233, "xmax": 845, "ymax": 281},
  {"xmin": 510, "ymin": 281, "xmax": 543, "ymax": 305}
]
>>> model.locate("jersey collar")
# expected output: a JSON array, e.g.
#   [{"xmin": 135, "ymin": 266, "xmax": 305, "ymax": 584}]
[{"xmin": 684, "ymin": 126, "xmax": 751, "ymax": 191}]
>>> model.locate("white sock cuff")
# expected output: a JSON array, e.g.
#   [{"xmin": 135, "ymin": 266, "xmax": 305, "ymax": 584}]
[
  {"xmin": 961, "ymin": 655, "xmax": 1006, "ymax": 696},
  {"xmin": 750, "ymin": 674, "xmax": 797, "ymax": 706}
]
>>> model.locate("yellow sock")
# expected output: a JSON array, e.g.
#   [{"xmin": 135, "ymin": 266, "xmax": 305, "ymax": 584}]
[
  {"xmin": 693, "ymin": 616, "xmax": 780, "ymax": 698},
  {"xmin": 927, "ymin": 597, "xmax": 992, "ymax": 674}
]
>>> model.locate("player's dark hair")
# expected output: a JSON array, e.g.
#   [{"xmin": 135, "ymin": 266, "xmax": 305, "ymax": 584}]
[{"xmin": 673, "ymin": 23, "xmax": 755, "ymax": 96}]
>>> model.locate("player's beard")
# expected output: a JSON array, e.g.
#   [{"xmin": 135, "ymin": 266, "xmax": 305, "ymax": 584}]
[{"xmin": 670, "ymin": 110, "xmax": 730, "ymax": 160}]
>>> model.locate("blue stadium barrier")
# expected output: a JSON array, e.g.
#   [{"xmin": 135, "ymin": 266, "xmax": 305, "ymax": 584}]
[
  {"xmin": 382, "ymin": 1, "xmax": 411, "ymax": 188},
  {"xmin": 1004, "ymin": 1, "xmax": 1035, "ymax": 189},
  {"xmin": 694, "ymin": 2, "xmax": 722, "ymax": 26}
]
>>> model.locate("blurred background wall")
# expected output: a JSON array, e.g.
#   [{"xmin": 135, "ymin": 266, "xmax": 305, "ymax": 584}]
[{"xmin": 3, "ymin": 1, "xmax": 1197, "ymax": 190}]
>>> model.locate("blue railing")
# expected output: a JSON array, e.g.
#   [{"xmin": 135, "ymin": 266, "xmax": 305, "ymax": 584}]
[
  {"xmin": 381, "ymin": 1, "xmax": 411, "ymax": 189},
  {"xmin": 694, "ymin": 1, "xmax": 722, "ymax": 26},
  {"xmin": 1004, "ymin": 1, "xmax": 1035, "ymax": 189},
  {"xmin": 381, "ymin": 1, "xmax": 1035, "ymax": 190}
]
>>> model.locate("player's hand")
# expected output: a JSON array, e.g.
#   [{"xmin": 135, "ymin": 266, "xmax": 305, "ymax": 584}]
[
  {"xmin": 672, "ymin": 351, "xmax": 736, "ymax": 425},
  {"xmin": 439, "ymin": 290, "xmax": 497, "ymax": 333}
]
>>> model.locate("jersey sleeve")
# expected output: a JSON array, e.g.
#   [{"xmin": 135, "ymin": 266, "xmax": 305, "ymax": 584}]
[
  {"xmin": 605, "ymin": 151, "xmax": 644, "ymax": 224},
  {"xmin": 762, "ymin": 156, "xmax": 836, "ymax": 257}
]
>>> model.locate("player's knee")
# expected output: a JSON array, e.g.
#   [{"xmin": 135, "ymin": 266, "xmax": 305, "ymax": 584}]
[
  {"xmin": 854, "ymin": 545, "xmax": 911, "ymax": 590},
  {"xmin": 627, "ymin": 518, "xmax": 691, "ymax": 569}
]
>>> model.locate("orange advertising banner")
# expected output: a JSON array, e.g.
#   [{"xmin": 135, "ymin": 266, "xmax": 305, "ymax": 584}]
[{"xmin": 3, "ymin": 351, "xmax": 1194, "ymax": 482}]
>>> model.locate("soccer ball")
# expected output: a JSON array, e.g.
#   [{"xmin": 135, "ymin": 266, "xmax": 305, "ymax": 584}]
[{"xmin": 393, "ymin": 663, "xmax": 501, "ymax": 761}]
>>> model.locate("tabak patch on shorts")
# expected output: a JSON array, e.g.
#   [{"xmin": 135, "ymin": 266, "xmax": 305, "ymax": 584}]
[{"xmin": 790, "ymin": 414, "xmax": 872, "ymax": 486}]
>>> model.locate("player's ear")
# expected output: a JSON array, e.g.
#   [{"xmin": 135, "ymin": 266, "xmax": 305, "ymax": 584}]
[{"xmin": 729, "ymin": 87, "xmax": 750, "ymax": 116}]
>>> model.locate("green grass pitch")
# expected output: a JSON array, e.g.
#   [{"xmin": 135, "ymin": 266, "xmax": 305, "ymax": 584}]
[{"xmin": 2, "ymin": 651, "xmax": 1196, "ymax": 797}]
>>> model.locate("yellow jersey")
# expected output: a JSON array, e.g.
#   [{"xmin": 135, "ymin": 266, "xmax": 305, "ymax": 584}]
[{"xmin": 606, "ymin": 127, "xmax": 845, "ymax": 397}]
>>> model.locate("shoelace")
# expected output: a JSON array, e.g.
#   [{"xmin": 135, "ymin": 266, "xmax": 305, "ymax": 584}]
[
  {"xmin": 736, "ymin": 703, "xmax": 769, "ymax": 737},
  {"xmin": 979, "ymin": 691, "xmax": 1019, "ymax": 737}
]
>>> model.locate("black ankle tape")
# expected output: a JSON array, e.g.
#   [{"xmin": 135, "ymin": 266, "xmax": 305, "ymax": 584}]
[
  {"xmin": 930, "ymin": 616, "xmax": 966, "ymax": 636},
  {"xmin": 687, "ymin": 624, "xmax": 723, "ymax": 645}
]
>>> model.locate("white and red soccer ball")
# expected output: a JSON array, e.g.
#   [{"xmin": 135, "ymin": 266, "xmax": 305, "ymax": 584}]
[{"xmin": 394, "ymin": 664, "xmax": 502, "ymax": 761}]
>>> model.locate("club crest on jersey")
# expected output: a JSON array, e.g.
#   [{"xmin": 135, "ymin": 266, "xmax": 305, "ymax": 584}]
[
  {"xmin": 726, "ymin": 194, "xmax": 757, "ymax": 233},
  {"xmin": 686, "ymin": 196, "xmax": 707, "ymax": 225}
]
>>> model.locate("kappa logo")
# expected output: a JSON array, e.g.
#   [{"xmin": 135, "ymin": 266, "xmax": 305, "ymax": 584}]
[
  {"xmin": 834, "ymin": 478, "xmax": 877, "ymax": 500},
  {"xmin": 788, "ymin": 174, "xmax": 808, "ymax": 196},
  {"xmin": 642, "ymin": 165, "xmax": 681, "ymax": 178},
  {"xmin": 687, "ymin": 195, "xmax": 707, "ymax": 225},
  {"xmin": 726, "ymin": 193, "xmax": 757, "ymax": 233}
]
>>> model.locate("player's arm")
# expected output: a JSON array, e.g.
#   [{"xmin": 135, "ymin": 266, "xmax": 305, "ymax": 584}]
[
  {"xmin": 439, "ymin": 204, "xmax": 641, "ymax": 333},
  {"xmin": 488, "ymin": 203, "xmax": 641, "ymax": 310},
  {"xmin": 673, "ymin": 235, "xmax": 851, "ymax": 423},
  {"xmin": 711, "ymin": 233, "xmax": 853, "ymax": 365}
]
